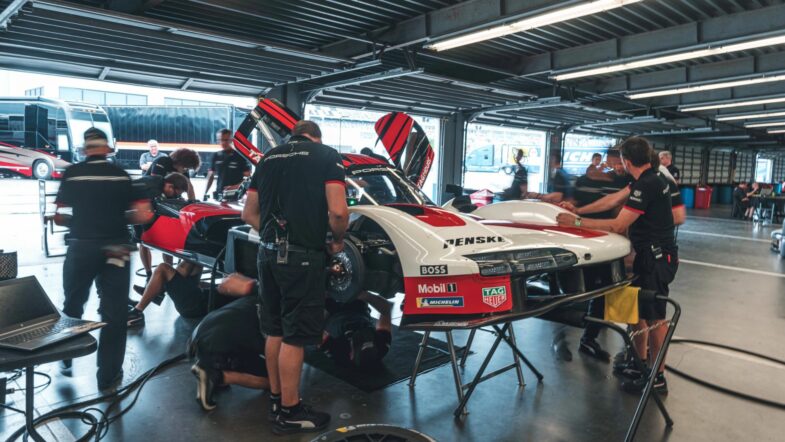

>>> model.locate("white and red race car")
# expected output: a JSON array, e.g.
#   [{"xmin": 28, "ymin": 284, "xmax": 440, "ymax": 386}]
[{"xmin": 219, "ymin": 99, "xmax": 631, "ymax": 325}]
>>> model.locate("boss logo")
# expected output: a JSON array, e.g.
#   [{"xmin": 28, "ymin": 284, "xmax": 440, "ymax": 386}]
[
  {"xmin": 420, "ymin": 265, "xmax": 448, "ymax": 275},
  {"xmin": 417, "ymin": 282, "xmax": 457, "ymax": 294},
  {"xmin": 443, "ymin": 236, "xmax": 504, "ymax": 249}
]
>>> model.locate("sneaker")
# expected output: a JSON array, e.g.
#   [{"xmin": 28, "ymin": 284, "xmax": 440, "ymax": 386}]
[
  {"xmin": 614, "ymin": 361, "xmax": 645, "ymax": 379},
  {"xmin": 132, "ymin": 285, "xmax": 145, "ymax": 296},
  {"xmin": 268, "ymin": 394, "xmax": 281, "ymax": 422},
  {"xmin": 579, "ymin": 338, "xmax": 610, "ymax": 362},
  {"xmin": 60, "ymin": 359, "xmax": 72, "ymax": 376},
  {"xmin": 273, "ymin": 402, "xmax": 330, "ymax": 435},
  {"xmin": 127, "ymin": 307, "xmax": 145, "ymax": 327},
  {"xmin": 622, "ymin": 372, "xmax": 668, "ymax": 395},
  {"xmin": 191, "ymin": 364, "xmax": 221, "ymax": 411}
]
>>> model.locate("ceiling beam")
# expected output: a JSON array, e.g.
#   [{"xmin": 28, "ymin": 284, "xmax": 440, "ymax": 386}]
[{"xmin": 0, "ymin": 0, "xmax": 27, "ymax": 30}]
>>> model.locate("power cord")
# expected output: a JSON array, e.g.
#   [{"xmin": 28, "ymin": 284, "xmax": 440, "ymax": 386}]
[
  {"xmin": 665, "ymin": 338, "xmax": 785, "ymax": 410},
  {"xmin": 4, "ymin": 352, "xmax": 186, "ymax": 442}
]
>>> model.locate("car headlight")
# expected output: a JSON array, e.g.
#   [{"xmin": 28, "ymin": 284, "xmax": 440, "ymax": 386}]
[{"xmin": 466, "ymin": 248, "xmax": 577, "ymax": 276}]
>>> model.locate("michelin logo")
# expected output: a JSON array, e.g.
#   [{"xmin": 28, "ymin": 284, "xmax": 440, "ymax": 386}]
[
  {"xmin": 417, "ymin": 282, "xmax": 457, "ymax": 294},
  {"xmin": 416, "ymin": 297, "xmax": 464, "ymax": 308}
]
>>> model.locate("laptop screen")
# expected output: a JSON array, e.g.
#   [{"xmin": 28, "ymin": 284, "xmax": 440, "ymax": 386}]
[{"xmin": 0, "ymin": 276, "xmax": 59, "ymax": 333}]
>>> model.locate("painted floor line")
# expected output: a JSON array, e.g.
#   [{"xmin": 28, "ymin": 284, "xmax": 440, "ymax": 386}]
[
  {"xmin": 678, "ymin": 230, "xmax": 771, "ymax": 243},
  {"xmin": 680, "ymin": 259, "xmax": 785, "ymax": 278}
]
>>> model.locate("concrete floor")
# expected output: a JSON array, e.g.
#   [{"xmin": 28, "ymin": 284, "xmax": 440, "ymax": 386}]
[{"xmin": 1, "ymin": 178, "xmax": 784, "ymax": 441}]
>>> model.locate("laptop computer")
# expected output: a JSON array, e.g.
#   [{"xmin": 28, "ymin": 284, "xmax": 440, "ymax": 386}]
[
  {"xmin": 0, "ymin": 276, "xmax": 105, "ymax": 351},
  {"xmin": 760, "ymin": 187, "xmax": 774, "ymax": 197}
]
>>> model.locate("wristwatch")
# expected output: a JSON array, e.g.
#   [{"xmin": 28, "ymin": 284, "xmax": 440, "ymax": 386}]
[{"xmin": 574, "ymin": 216, "xmax": 582, "ymax": 227}]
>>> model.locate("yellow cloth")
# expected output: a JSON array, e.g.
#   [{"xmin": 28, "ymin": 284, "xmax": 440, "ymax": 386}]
[{"xmin": 604, "ymin": 286, "xmax": 639, "ymax": 324}]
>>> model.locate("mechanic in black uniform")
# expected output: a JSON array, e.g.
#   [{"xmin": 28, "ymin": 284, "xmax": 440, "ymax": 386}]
[
  {"xmin": 320, "ymin": 291, "xmax": 393, "ymax": 371},
  {"xmin": 185, "ymin": 273, "xmax": 269, "ymax": 411},
  {"xmin": 204, "ymin": 128, "xmax": 251, "ymax": 200},
  {"xmin": 54, "ymin": 128, "xmax": 152, "ymax": 390},
  {"xmin": 242, "ymin": 120, "xmax": 348, "ymax": 435},
  {"xmin": 571, "ymin": 149, "xmax": 632, "ymax": 361},
  {"xmin": 658, "ymin": 150, "xmax": 680, "ymax": 183},
  {"xmin": 145, "ymin": 147, "xmax": 201, "ymax": 200},
  {"xmin": 557, "ymin": 137, "xmax": 678, "ymax": 395}
]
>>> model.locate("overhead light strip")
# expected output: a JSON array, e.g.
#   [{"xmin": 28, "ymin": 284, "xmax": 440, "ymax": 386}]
[
  {"xmin": 745, "ymin": 120, "xmax": 785, "ymax": 128},
  {"xmin": 680, "ymin": 96, "xmax": 785, "ymax": 112},
  {"xmin": 767, "ymin": 129, "xmax": 785, "ymax": 134},
  {"xmin": 627, "ymin": 74, "xmax": 785, "ymax": 99},
  {"xmin": 716, "ymin": 110, "xmax": 785, "ymax": 121},
  {"xmin": 426, "ymin": 0, "xmax": 643, "ymax": 52},
  {"xmin": 553, "ymin": 34, "xmax": 785, "ymax": 81}
]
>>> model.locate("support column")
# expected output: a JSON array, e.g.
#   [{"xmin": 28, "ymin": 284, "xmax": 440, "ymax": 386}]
[
  {"xmin": 266, "ymin": 83, "xmax": 304, "ymax": 116},
  {"xmin": 440, "ymin": 112, "xmax": 467, "ymax": 204},
  {"xmin": 543, "ymin": 129, "xmax": 565, "ymax": 193}
]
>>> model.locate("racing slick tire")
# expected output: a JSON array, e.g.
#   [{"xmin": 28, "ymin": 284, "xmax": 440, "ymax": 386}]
[
  {"xmin": 311, "ymin": 424, "xmax": 436, "ymax": 442},
  {"xmin": 32, "ymin": 160, "xmax": 52, "ymax": 180},
  {"xmin": 327, "ymin": 238, "xmax": 365, "ymax": 303}
]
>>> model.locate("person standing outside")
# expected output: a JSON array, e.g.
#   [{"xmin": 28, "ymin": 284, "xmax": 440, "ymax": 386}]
[
  {"xmin": 204, "ymin": 129, "xmax": 251, "ymax": 200},
  {"xmin": 557, "ymin": 137, "xmax": 679, "ymax": 394},
  {"xmin": 139, "ymin": 139, "xmax": 166, "ymax": 172},
  {"xmin": 658, "ymin": 151, "xmax": 679, "ymax": 183},
  {"xmin": 54, "ymin": 128, "xmax": 152, "ymax": 390},
  {"xmin": 242, "ymin": 120, "xmax": 348, "ymax": 435}
]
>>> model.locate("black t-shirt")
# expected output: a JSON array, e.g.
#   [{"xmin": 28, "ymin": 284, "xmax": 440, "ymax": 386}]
[
  {"xmin": 623, "ymin": 168, "xmax": 675, "ymax": 251},
  {"xmin": 513, "ymin": 165, "xmax": 528, "ymax": 184},
  {"xmin": 210, "ymin": 150, "xmax": 250, "ymax": 190},
  {"xmin": 56, "ymin": 156, "xmax": 143, "ymax": 241},
  {"xmin": 145, "ymin": 156, "xmax": 175, "ymax": 177},
  {"xmin": 322, "ymin": 298, "xmax": 391, "ymax": 366},
  {"xmin": 733, "ymin": 187, "xmax": 746, "ymax": 203},
  {"xmin": 548, "ymin": 168, "xmax": 573, "ymax": 199},
  {"xmin": 667, "ymin": 164, "xmax": 680, "ymax": 181},
  {"xmin": 248, "ymin": 136, "xmax": 345, "ymax": 250}
]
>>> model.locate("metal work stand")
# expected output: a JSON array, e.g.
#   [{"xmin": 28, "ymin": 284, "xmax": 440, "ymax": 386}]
[
  {"xmin": 584, "ymin": 295, "xmax": 682, "ymax": 442},
  {"xmin": 408, "ymin": 323, "xmax": 543, "ymax": 417}
]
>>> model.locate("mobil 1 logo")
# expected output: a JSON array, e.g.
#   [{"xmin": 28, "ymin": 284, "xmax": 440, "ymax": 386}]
[{"xmin": 420, "ymin": 265, "xmax": 448, "ymax": 275}]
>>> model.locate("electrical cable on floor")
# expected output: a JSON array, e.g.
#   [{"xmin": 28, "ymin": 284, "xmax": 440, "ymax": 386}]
[
  {"xmin": 3, "ymin": 352, "xmax": 186, "ymax": 442},
  {"xmin": 665, "ymin": 338, "xmax": 785, "ymax": 410}
]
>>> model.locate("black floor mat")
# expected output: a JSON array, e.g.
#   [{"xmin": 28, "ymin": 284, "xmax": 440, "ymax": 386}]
[{"xmin": 304, "ymin": 328, "xmax": 466, "ymax": 392}]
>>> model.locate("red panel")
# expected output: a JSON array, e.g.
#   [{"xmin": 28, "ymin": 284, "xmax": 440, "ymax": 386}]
[
  {"xmin": 141, "ymin": 203, "xmax": 241, "ymax": 254},
  {"xmin": 402, "ymin": 274, "xmax": 513, "ymax": 315},
  {"xmin": 480, "ymin": 220, "xmax": 607, "ymax": 238},
  {"xmin": 341, "ymin": 153, "xmax": 388, "ymax": 166},
  {"xmin": 386, "ymin": 204, "xmax": 466, "ymax": 227},
  {"xmin": 0, "ymin": 160, "xmax": 32, "ymax": 177},
  {"xmin": 259, "ymin": 99, "xmax": 296, "ymax": 129}
]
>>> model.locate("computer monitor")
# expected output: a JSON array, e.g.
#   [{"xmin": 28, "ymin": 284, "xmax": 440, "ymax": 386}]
[{"xmin": 0, "ymin": 276, "xmax": 60, "ymax": 335}]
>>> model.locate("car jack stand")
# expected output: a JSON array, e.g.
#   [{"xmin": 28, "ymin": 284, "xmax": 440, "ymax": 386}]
[{"xmin": 584, "ymin": 295, "xmax": 682, "ymax": 442}]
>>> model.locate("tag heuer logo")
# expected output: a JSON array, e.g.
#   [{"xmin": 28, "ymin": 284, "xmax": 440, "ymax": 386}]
[
  {"xmin": 633, "ymin": 190, "xmax": 641, "ymax": 197},
  {"xmin": 482, "ymin": 286, "xmax": 508, "ymax": 308}
]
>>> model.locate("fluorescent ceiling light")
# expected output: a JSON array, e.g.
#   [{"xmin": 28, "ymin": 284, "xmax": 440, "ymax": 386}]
[
  {"xmin": 680, "ymin": 96, "xmax": 785, "ymax": 112},
  {"xmin": 426, "ymin": 0, "xmax": 643, "ymax": 52},
  {"xmin": 716, "ymin": 110, "xmax": 785, "ymax": 121},
  {"xmin": 767, "ymin": 129, "xmax": 785, "ymax": 134},
  {"xmin": 745, "ymin": 120, "xmax": 785, "ymax": 128},
  {"xmin": 627, "ymin": 74, "xmax": 785, "ymax": 99},
  {"xmin": 553, "ymin": 34, "xmax": 785, "ymax": 81}
]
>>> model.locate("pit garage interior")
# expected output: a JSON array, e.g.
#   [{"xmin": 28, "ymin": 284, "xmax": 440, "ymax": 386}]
[{"xmin": 1, "ymin": 0, "xmax": 784, "ymax": 441}]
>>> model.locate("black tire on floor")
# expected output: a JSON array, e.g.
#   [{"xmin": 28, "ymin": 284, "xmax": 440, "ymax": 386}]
[
  {"xmin": 32, "ymin": 160, "xmax": 52, "ymax": 180},
  {"xmin": 311, "ymin": 424, "xmax": 437, "ymax": 442}
]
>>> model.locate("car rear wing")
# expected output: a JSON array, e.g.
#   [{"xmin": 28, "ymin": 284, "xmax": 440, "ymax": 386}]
[{"xmin": 233, "ymin": 98, "xmax": 300, "ymax": 166}]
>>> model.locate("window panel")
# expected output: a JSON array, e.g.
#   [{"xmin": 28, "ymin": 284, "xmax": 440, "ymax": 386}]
[{"xmin": 465, "ymin": 124, "xmax": 547, "ymax": 193}]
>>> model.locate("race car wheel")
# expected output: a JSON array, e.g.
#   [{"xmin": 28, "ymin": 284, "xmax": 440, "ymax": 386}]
[
  {"xmin": 327, "ymin": 239, "xmax": 365, "ymax": 303},
  {"xmin": 311, "ymin": 424, "xmax": 436, "ymax": 442},
  {"xmin": 32, "ymin": 160, "xmax": 52, "ymax": 180}
]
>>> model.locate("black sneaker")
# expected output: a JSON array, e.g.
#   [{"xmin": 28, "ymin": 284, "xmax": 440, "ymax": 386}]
[
  {"xmin": 60, "ymin": 359, "xmax": 72, "ymax": 376},
  {"xmin": 579, "ymin": 338, "xmax": 610, "ymax": 362},
  {"xmin": 269, "ymin": 394, "xmax": 281, "ymax": 422},
  {"xmin": 191, "ymin": 364, "xmax": 221, "ymax": 411},
  {"xmin": 273, "ymin": 403, "xmax": 330, "ymax": 435},
  {"xmin": 622, "ymin": 372, "xmax": 668, "ymax": 395},
  {"xmin": 127, "ymin": 307, "xmax": 145, "ymax": 327},
  {"xmin": 132, "ymin": 284, "xmax": 145, "ymax": 296},
  {"xmin": 614, "ymin": 361, "xmax": 645, "ymax": 379}
]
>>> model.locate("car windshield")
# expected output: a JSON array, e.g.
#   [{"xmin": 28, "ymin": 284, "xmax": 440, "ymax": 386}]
[{"xmin": 347, "ymin": 168, "xmax": 435, "ymax": 206}]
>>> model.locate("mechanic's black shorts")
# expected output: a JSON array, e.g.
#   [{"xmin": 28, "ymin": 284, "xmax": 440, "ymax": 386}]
[
  {"xmin": 257, "ymin": 248, "xmax": 327, "ymax": 346},
  {"xmin": 633, "ymin": 248, "xmax": 678, "ymax": 320},
  {"xmin": 165, "ymin": 273, "xmax": 233, "ymax": 319}
]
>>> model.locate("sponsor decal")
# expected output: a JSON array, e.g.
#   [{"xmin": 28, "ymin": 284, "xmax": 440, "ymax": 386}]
[
  {"xmin": 443, "ymin": 236, "xmax": 505, "ymax": 249},
  {"xmin": 416, "ymin": 296, "xmax": 464, "ymax": 308},
  {"xmin": 417, "ymin": 282, "xmax": 457, "ymax": 294},
  {"xmin": 420, "ymin": 265, "xmax": 448, "ymax": 275},
  {"xmin": 481, "ymin": 286, "xmax": 508, "ymax": 308},
  {"xmin": 633, "ymin": 190, "xmax": 641, "ymax": 197}
]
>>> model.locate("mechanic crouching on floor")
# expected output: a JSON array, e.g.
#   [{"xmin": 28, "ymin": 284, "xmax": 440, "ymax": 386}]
[
  {"xmin": 242, "ymin": 120, "xmax": 348, "ymax": 435},
  {"xmin": 54, "ymin": 128, "xmax": 153, "ymax": 390},
  {"xmin": 557, "ymin": 136, "xmax": 679, "ymax": 395}
]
